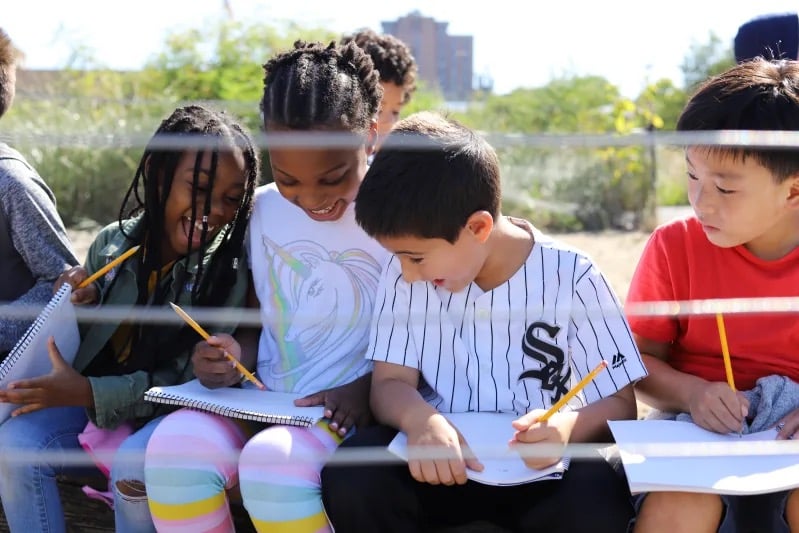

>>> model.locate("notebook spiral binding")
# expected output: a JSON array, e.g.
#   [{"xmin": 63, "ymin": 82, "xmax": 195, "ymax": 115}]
[
  {"xmin": 143, "ymin": 390, "xmax": 316, "ymax": 427},
  {"xmin": 0, "ymin": 282, "xmax": 71, "ymax": 381}
]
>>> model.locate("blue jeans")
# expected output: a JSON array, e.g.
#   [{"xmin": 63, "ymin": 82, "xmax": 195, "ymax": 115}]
[
  {"xmin": 0, "ymin": 406, "xmax": 161, "ymax": 533},
  {"xmin": 111, "ymin": 416, "xmax": 163, "ymax": 533}
]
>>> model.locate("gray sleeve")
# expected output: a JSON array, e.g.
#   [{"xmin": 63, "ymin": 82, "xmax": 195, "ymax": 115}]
[{"xmin": 0, "ymin": 160, "xmax": 79, "ymax": 352}]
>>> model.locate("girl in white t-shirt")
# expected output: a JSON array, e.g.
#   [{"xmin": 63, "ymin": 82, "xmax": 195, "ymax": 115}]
[{"xmin": 144, "ymin": 41, "xmax": 386, "ymax": 533}]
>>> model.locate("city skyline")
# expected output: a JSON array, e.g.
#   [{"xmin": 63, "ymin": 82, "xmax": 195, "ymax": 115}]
[{"xmin": 5, "ymin": 0, "xmax": 799, "ymax": 97}]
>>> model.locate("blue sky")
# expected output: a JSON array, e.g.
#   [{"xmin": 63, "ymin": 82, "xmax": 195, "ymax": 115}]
[{"xmin": 5, "ymin": 0, "xmax": 799, "ymax": 96}]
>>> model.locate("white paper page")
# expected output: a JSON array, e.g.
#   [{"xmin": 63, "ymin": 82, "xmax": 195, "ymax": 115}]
[
  {"xmin": 610, "ymin": 419, "xmax": 799, "ymax": 495},
  {"xmin": 0, "ymin": 284, "xmax": 79, "ymax": 422},
  {"xmin": 389, "ymin": 411, "xmax": 568, "ymax": 486}
]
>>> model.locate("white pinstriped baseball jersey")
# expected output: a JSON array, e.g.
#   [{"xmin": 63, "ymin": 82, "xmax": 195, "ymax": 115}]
[{"xmin": 367, "ymin": 227, "xmax": 647, "ymax": 415}]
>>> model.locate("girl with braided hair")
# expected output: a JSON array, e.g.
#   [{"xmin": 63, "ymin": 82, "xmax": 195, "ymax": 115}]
[
  {"xmin": 0, "ymin": 103, "xmax": 259, "ymax": 533},
  {"xmin": 144, "ymin": 40, "xmax": 386, "ymax": 533}
]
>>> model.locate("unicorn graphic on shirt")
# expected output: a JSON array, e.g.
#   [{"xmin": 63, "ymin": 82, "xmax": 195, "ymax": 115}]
[{"xmin": 260, "ymin": 234, "xmax": 380, "ymax": 390}]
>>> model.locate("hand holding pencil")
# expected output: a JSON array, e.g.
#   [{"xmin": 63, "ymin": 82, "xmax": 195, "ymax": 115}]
[
  {"xmin": 170, "ymin": 302, "xmax": 266, "ymax": 390},
  {"xmin": 55, "ymin": 245, "xmax": 141, "ymax": 305},
  {"xmin": 509, "ymin": 360, "xmax": 608, "ymax": 470}
]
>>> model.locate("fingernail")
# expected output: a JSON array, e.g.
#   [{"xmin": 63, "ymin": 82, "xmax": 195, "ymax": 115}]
[{"xmin": 329, "ymin": 422, "xmax": 338, "ymax": 430}]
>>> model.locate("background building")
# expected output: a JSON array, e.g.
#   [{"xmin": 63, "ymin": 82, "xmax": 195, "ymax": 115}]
[{"xmin": 382, "ymin": 11, "xmax": 475, "ymax": 101}]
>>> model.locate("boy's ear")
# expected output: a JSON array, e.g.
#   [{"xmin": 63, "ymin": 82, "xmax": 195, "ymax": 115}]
[
  {"xmin": 786, "ymin": 174, "xmax": 799, "ymax": 207},
  {"xmin": 465, "ymin": 211, "xmax": 494, "ymax": 243}
]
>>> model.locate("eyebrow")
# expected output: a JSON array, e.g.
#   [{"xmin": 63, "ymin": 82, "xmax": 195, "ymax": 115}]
[
  {"xmin": 684, "ymin": 154, "xmax": 742, "ymax": 180},
  {"xmin": 394, "ymin": 250, "xmax": 424, "ymax": 256},
  {"xmin": 272, "ymin": 162, "xmax": 347, "ymax": 180}
]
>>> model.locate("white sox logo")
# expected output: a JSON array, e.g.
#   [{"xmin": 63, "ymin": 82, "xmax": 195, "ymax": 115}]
[{"xmin": 519, "ymin": 321, "xmax": 571, "ymax": 403}]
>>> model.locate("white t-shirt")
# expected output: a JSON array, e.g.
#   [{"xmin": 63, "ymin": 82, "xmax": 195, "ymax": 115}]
[
  {"xmin": 367, "ymin": 225, "xmax": 647, "ymax": 415},
  {"xmin": 247, "ymin": 184, "xmax": 389, "ymax": 393}
]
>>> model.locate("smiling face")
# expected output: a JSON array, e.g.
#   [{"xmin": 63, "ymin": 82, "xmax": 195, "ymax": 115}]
[
  {"xmin": 268, "ymin": 130, "xmax": 372, "ymax": 222},
  {"xmin": 686, "ymin": 147, "xmax": 799, "ymax": 259},
  {"xmin": 377, "ymin": 216, "xmax": 492, "ymax": 293},
  {"xmin": 160, "ymin": 148, "xmax": 247, "ymax": 263}
]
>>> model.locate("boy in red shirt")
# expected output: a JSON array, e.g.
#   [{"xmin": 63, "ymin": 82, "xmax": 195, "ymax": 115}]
[{"xmin": 627, "ymin": 59, "xmax": 799, "ymax": 532}]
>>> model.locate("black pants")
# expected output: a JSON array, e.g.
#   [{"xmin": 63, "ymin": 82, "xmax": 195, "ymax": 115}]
[{"xmin": 321, "ymin": 425, "xmax": 634, "ymax": 533}]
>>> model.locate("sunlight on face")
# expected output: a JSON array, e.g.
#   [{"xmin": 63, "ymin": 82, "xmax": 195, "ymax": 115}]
[
  {"xmin": 376, "ymin": 82, "xmax": 406, "ymax": 147},
  {"xmin": 269, "ymin": 143, "xmax": 368, "ymax": 222},
  {"xmin": 378, "ymin": 230, "xmax": 485, "ymax": 293},
  {"xmin": 686, "ymin": 147, "xmax": 799, "ymax": 260},
  {"xmin": 161, "ymin": 149, "xmax": 246, "ymax": 262}
]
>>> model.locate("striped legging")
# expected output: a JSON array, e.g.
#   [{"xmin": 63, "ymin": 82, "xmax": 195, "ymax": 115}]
[{"xmin": 144, "ymin": 408, "xmax": 340, "ymax": 532}]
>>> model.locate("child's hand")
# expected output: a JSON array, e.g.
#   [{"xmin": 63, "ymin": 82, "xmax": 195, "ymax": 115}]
[
  {"xmin": 406, "ymin": 413, "xmax": 483, "ymax": 486},
  {"xmin": 774, "ymin": 407, "xmax": 799, "ymax": 440},
  {"xmin": 0, "ymin": 337, "xmax": 93, "ymax": 416},
  {"xmin": 510, "ymin": 409, "xmax": 576, "ymax": 470},
  {"xmin": 191, "ymin": 334, "xmax": 242, "ymax": 389},
  {"xmin": 294, "ymin": 374, "xmax": 372, "ymax": 436},
  {"xmin": 55, "ymin": 266, "xmax": 98, "ymax": 305},
  {"xmin": 688, "ymin": 381, "xmax": 749, "ymax": 434}
]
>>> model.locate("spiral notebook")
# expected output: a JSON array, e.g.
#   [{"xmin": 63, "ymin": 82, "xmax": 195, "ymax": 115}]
[
  {"xmin": 388, "ymin": 411, "xmax": 570, "ymax": 486},
  {"xmin": 0, "ymin": 283, "xmax": 80, "ymax": 422},
  {"xmin": 144, "ymin": 378, "xmax": 325, "ymax": 427}
]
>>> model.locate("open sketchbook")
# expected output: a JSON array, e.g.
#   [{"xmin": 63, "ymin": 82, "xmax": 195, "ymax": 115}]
[
  {"xmin": 0, "ymin": 283, "xmax": 80, "ymax": 422},
  {"xmin": 609, "ymin": 419, "xmax": 799, "ymax": 495},
  {"xmin": 388, "ymin": 411, "xmax": 569, "ymax": 486},
  {"xmin": 144, "ymin": 378, "xmax": 325, "ymax": 427}
]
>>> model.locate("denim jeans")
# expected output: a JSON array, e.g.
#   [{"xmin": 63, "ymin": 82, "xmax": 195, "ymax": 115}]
[
  {"xmin": 112, "ymin": 416, "xmax": 163, "ymax": 533},
  {"xmin": 0, "ymin": 406, "xmax": 161, "ymax": 533}
]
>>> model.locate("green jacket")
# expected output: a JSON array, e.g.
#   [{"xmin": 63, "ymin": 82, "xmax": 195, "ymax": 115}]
[{"xmin": 75, "ymin": 217, "xmax": 248, "ymax": 429}]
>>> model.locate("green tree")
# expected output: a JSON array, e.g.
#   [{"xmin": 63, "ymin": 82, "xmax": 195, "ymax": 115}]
[
  {"xmin": 457, "ymin": 75, "xmax": 671, "ymax": 230},
  {"xmin": 636, "ymin": 78, "xmax": 686, "ymax": 131},
  {"xmin": 681, "ymin": 32, "xmax": 735, "ymax": 91},
  {"xmin": 141, "ymin": 20, "xmax": 338, "ymax": 129}
]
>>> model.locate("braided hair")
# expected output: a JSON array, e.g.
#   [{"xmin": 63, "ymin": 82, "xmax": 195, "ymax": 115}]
[
  {"xmin": 116, "ymin": 104, "xmax": 259, "ymax": 371},
  {"xmin": 260, "ymin": 40, "xmax": 382, "ymax": 133}
]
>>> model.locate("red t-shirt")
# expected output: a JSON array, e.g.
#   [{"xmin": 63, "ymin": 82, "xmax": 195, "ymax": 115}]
[{"xmin": 626, "ymin": 216, "xmax": 799, "ymax": 390}]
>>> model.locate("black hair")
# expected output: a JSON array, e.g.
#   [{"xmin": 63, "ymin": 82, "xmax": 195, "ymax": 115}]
[
  {"xmin": 117, "ymin": 104, "xmax": 259, "ymax": 371},
  {"xmin": 677, "ymin": 58, "xmax": 799, "ymax": 182},
  {"xmin": 341, "ymin": 29, "xmax": 417, "ymax": 103},
  {"xmin": 355, "ymin": 111, "xmax": 501, "ymax": 243},
  {"xmin": 260, "ymin": 40, "xmax": 382, "ymax": 133},
  {"xmin": 0, "ymin": 28, "xmax": 21, "ymax": 119}
]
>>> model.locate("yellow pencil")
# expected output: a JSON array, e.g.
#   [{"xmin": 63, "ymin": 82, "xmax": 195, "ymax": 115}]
[
  {"xmin": 538, "ymin": 360, "xmax": 608, "ymax": 422},
  {"xmin": 169, "ymin": 302, "xmax": 266, "ymax": 390},
  {"xmin": 716, "ymin": 313, "xmax": 736, "ymax": 392},
  {"xmin": 78, "ymin": 245, "xmax": 141, "ymax": 289}
]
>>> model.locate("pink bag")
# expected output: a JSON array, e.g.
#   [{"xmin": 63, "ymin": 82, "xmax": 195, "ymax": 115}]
[{"xmin": 77, "ymin": 421, "xmax": 134, "ymax": 508}]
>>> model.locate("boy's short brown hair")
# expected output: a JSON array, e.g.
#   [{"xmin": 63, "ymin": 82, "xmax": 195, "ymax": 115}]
[{"xmin": 0, "ymin": 28, "xmax": 21, "ymax": 119}]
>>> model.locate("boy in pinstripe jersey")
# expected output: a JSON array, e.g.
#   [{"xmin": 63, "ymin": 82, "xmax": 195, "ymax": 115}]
[{"xmin": 321, "ymin": 112, "xmax": 647, "ymax": 533}]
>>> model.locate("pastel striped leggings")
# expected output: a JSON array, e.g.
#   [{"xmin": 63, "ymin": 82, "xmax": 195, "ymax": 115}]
[{"xmin": 144, "ymin": 408, "xmax": 340, "ymax": 532}]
